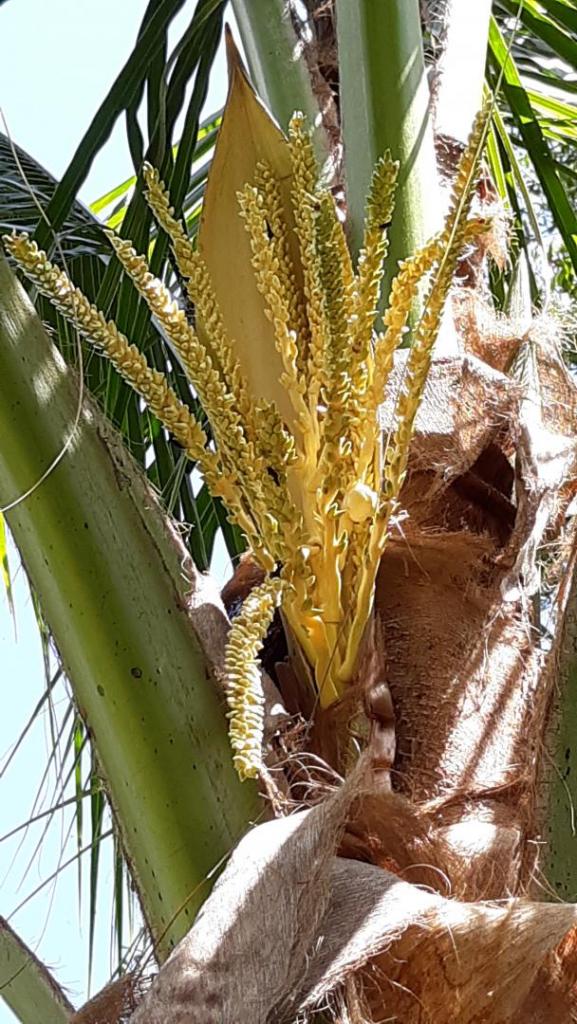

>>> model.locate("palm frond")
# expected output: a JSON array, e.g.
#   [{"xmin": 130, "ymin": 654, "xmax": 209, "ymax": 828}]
[
  {"xmin": 1, "ymin": 2, "xmax": 241, "ymax": 572},
  {"xmin": 488, "ymin": 12, "xmax": 577, "ymax": 289}
]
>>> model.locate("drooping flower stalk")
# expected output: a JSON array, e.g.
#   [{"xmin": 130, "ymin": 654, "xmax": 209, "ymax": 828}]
[{"xmin": 224, "ymin": 575, "xmax": 285, "ymax": 780}]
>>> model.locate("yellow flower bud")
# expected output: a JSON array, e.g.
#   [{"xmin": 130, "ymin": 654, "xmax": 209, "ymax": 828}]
[{"xmin": 343, "ymin": 481, "xmax": 378, "ymax": 523}]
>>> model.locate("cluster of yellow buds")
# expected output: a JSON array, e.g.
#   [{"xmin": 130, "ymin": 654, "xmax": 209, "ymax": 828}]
[{"xmin": 3, "ymin": 48, "xmax": 487, "ymax": 779}]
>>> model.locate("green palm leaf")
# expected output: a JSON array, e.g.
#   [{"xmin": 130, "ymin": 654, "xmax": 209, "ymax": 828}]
[{"xmin": 488, "ymin": 13, "xmax": 577, "ymax": 275}]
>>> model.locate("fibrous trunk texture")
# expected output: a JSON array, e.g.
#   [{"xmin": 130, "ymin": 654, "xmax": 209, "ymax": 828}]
[
  {"xmin": 376, "ymin": 296, "xmax": 577, "ymax": 899},
  {"xmin": 123, "ymin": 763, "xmax": 577, "ymax": 1024}
]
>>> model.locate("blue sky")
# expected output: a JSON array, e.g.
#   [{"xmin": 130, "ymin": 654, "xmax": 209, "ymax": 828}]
[
  {"xmin": 0, "ymin": 0, "xmax": 229, "ymax": 202},
  {"xmin": 0, "ymin": 2, "xmax": 231, "ymax": 1019}
]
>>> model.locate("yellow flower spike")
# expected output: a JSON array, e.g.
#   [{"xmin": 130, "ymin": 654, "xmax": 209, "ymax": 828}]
[
  {"xmin": 253, "ymin": 399, "xmax": 297, "ymax": 483},
  {"xmin": 355, "ymin": 154, "xmax": 399, "ymax": 363},
  {"xmin": 179, "ymin": 251, "xmax": 254, "ymax": 416},
  {"xmin": 316, "ymin": 193, "xmax": 354, "ymax": 351},
  {"xmin": 198, "ymin": 32, "xmax": 306, "ymax": 442},
  {"xmin": 2, "ymin": 232, "xmax": 223, "ymax": 485},
  {"xmin": 316, "ymin": 193, "xmax": 354, "ymax": 397},
  {"xmin": 236, "ymin": 183, "xmax": 308, "ymax": 420},
  {"xmin": 3, "ymin": 232, "xmax": 278, "ymax": 565},
  {"xmin": 119, "ymin": 205, "xmax": 308, "ymax": 570},
  {"xmin": 6, "ymin": 39, "xmax": 492, "ymax": 733},
  {"xmin": 143, "ymin": 163, "xmax": 292, "ymax": 484},
  {"xmin": 381, "ymin": 108, "xmax": 489, "ymax": 511},
  {"xmin": 443, "ymin": 106, "xmax": 491, "ymax": 248},
  {"xmin": 105, "ymin": 231, "xmax": 298, "ymax": 564},
  {"xmin": 352, "ymin": 234, "xmax": 441, "ymax": 487},
  {"xmin": 224, "ymin": 575, "xmax": 285, "ymax": 781},
  {"xmin": 347, "ymin": 156, "xmax": 399, "ymax": 480},
  {"xmin": 236, "ymin": 181, "xmax": 323, "ymax": 520},
  {"xmin": 142, "ymin": 163, "xmax": 194, "ymax": 277},
  {"xmin": 377, "ymin": 235, "xmax": 441, "ymax": 392},
  {"xmin": 375, "ymin": 217, "xmax": 489, "ymax": 402},
  {"xmin": 143, "ymin": 164, "xmax": 251, "ymax": 409},
  {"xmin": 357, "ymin": 215, "xmax": 490, "ymax": 489},
  {"xmin": 341, "ymin": 123, "xmax": 489, "ymax": 687},
  {"xmin": 288, "ymin": 113, "xmax": 331, "ymax": 419},
  {"xmin": 253, "ymin": 160, "xmax": 310, "ymax": 370},
  {"xmin": 287, "ymin": 112, "xmax": 318, "ymax": 196},
  {"xmin": 107, "ymin": 233, "xmax": 240, "ymax": 441}
]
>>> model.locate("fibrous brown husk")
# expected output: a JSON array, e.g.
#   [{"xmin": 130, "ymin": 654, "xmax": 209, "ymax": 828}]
[
  {"xmin": 370, "ymin": 310, "xmax": 577, "ymax": 898},
  {"xmin": 125, "ymin": 760, "xmax": 365, "ymax": 1024},
  {"xmin": 70, "ymin": 975, "xmax": 145, "ymax": 1024},
  {"xmin": 453, "ymin": 290, "xmax": 525, "ymax": 372},
  {"xmin": 116, "ymin": 773, "xmax": 577, "ymax": 1024}
]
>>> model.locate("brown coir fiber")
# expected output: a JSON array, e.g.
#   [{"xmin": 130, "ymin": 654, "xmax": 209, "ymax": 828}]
[{"xmin": 70, "ymin": 974, "xmax": 146, "ymax": 1024}]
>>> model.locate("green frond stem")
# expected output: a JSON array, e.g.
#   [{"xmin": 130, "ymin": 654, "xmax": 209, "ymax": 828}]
[
  {"xmin": 0, "ymin": 255, "xmax": 260, "ymax": 953},
  {"xmin": 224, "ymin": 575, "xmax": 285, "ymax": 780},
  {"xmin": 0, "ymin": 918, "xmax": 74, "ymax": 1023},
  {"xmin": 336, "ymin": 0, "xmax": 441, "ymax": 310}
]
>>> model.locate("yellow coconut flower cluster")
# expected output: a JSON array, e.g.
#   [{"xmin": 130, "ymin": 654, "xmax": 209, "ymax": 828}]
[
  {"xmin": 223, "ymin": 576, "xmax": 285, "ymax": 779},
  {"xmin": 3, "ymin": 59, "xmax": 488, "ymax": 779}
]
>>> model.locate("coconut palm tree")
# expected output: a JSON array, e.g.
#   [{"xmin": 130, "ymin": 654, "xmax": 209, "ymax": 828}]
[{"xmin": 1, "ymin": 1, "xmax": 577, "ymax": 1020}]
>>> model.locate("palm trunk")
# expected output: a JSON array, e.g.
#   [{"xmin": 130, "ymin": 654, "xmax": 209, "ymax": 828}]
[{"xmin": 543, "ymin": 537, "xmax": 577, "ymax": 903}]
